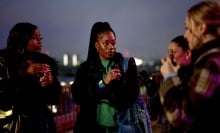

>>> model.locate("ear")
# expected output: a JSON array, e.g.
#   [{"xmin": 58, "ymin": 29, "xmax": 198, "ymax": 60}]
[
  {"xmin": 200, "ymin": 23, "xmax": 207, "ymax": 34},
  {"xmin": 186, "ymin": 50, "xmax": 192, "ymax": 59}
]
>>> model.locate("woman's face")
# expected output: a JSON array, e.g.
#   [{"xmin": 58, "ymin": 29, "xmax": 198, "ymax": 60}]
[
  {"xmin": 27, "ymin": 29, "xmax": 43, "ymax": 52},
  {"xmin": 184, "ymin": 17, "xmax": 203, "ymax": 50},
  {"xmin": 95, "ymin": 31, "xmax": 116, "ymax": 60},
  {"xmin": 168, "ymin": 42, "xmax": 191, "ymax": 66}
]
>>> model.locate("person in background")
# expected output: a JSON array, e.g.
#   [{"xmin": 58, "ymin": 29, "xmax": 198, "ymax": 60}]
[
  {"xmin": 6, "ymin": 22, "xmax": 61, "ymax": 133},
  {"xmin": 168, "ymin": 35, "xmax": 193, "ymax": 82},
  {"xmin": 168, "ymin": 35, "xmax": 191, "ymax": 67},
  {"xmin": 161, "ymin": 35, "xmax": 191, "ymax": 133},
  {"xmin": 160, "ymin": 1, "xmax": 220, "ymax": 132},
  {"xmin": 71, "ymin": 21, "xmax": 151, "ymax": 133}
]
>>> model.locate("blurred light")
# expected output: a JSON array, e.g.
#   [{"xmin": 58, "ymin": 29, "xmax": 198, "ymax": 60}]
[
  {"xmin": 69, "ymin": 81, "xmax": 74, "ymax": 85},
  {"xmin": 72, "ymin": 54, "xmax": 78, "ymax": 66},
  {"xmin": 52, "ymin": 105, "xmax": 58, "ymax": 113},
  {"xmin": 124, "ymin": 49, "xmax": 130, "ymax": 57},
  {"xmin": 60, "ymin": 81, "xmax": 66, "ymax": 86},
  {"xmin": 134, "ymin": 58, "xmax": 143, "ymax": 66},
  {"xmin": 63, "ymin": 54, "xmax": 68, "ymax": 66},
  {"xmin": 48, "ymin": 105, "xmax": 58, "ymax": 114}
]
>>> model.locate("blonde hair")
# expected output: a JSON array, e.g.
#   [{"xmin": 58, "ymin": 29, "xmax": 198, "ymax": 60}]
[{"xmin": 187, "ymin": 0, "xmax": 220, "ymax": 36}]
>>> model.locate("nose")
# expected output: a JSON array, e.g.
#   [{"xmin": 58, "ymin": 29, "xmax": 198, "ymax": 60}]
[
  {"xmin": 37, "ymin": 37, "xmax": 43, "ymax": 41},
  {"xmin": 108, "ymin": 43, "xmax": 116, "ymax": 48},
  {"xmin": 109, "ymin": 44, "xmax": 114, "ymax": 48},
  {"xmin": 32, "ymin": 36, "xmax": 43, "ymax": 41}
]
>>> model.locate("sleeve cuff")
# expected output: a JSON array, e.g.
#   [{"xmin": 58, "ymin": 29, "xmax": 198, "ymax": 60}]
[
  {"xmin": 98, "ymin": 80, "xmax": 106, "ymax": 88},
  {"xmin": 164, "ymin": 72, "xmax": 176, "ymax": 80}
]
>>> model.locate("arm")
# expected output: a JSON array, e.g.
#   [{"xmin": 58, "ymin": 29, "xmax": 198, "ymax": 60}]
[
  {"xmin": 17, "ymin": 54, "xmax": 61, "ymax": 105},
  {"xmin": 159, "ymin": 56, "xmax": 220, "ymax": 128},
  {"xmin": 42, "ymin": 57, "xmax": 62, "ymax": 105},
  {"xmin": 0, "ymin": 56, "xmax": 14, "ymax": 110}
]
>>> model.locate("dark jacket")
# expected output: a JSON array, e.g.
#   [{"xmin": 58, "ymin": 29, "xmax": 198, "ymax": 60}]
[
  {"xmin": 13, "ymin": 51, "xmax": 62, "ymax": 133},
  {"xmin": 71, "ymin": 52, "xmax": 139, "ymax": 133},
  {"xmin": 0, "ymin": 49, "xmax": 15, "ymax": 111}
]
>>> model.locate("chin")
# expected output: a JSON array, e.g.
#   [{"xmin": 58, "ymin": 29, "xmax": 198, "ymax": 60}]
[
  {"xmin": 37, "ymin": 48, "xmax": 42, "ymax": 52},
  {"xmin": 108, "ymin": 54, "xmax": 114, "ymax": 58}
]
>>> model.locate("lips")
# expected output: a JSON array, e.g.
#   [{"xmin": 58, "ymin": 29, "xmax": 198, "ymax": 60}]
[
  {"xmin": 35, "ymin": 47, "xmax": 42, "ymax": 52},
  {"xmin": 108, "ymin": 51, "xmax": 115, "ymax": 54}
]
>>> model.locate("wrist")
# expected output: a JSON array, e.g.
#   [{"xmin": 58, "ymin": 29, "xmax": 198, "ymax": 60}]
[{"xmin": 164, "ymin": 72, "xmax": 176, "ymax": 80}]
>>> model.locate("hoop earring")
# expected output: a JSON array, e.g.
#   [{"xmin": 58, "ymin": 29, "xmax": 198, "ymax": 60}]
[{"xmin": 18, "ymin": 48, "xmax": 24, "ymax": 53}]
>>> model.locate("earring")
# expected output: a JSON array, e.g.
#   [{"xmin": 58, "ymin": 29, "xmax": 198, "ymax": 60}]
[{"xmin": 18, "ymin": 48, "xmax": 24, "ymax": 53}]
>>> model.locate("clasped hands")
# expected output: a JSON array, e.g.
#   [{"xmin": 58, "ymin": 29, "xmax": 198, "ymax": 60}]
[
  {"xmin": 160, "ymin": 56, "xmax": 180, "ymax": 78},
  {"xmin": 26, "ymin": 60, "xmax": 53, "ymax": 87}
]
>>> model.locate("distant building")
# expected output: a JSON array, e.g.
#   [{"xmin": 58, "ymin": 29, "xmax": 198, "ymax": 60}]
[{"xmin": 62, "ymin": 53, "xmax": 80, "ymax": 67}]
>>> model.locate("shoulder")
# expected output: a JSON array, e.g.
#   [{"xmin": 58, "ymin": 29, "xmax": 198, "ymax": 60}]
[
  {"xmin": 77, "ymin": 61, "xmax": 92, "ymax": 72},
  {"xmin": 113, "ymin": 52, "xmax": 135, "ymax": 63},
  {"xmin": 75, "ymin": 61, "xmax": 87, "ymax": 73},
  {"xmin": 79, "ymin": 61, "xmax": 88, "ymax": 68},
  {"xmin": 122, "ymin": 56, "xmax": 136, "ymax": 66},
  {"xmin": 0, "ymin": 49, "xmax": 8, "ymax": 58}
]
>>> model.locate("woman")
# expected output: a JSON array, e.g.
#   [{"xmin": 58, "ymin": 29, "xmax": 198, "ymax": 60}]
[
  {"xmin": 71, "ymin": 22, "xmax": 151, "ymax": 133},
  {"xmin": 168, "ymin": 35, "xmax": 191, "ymax": 67},
  {"xmin": 6, "ymin": 22, "xmax": 61, "ymax": 133},
  {"xmin": 168, "ymin": 35, "xmax": 193, "ymax": 82},
  {"xmin": 160, "ymin": 1, "xmax": 220, "ymax": 132},
  {"xmin": 161, "ymin": 35, "xmax": 191, "ymax": 133}
]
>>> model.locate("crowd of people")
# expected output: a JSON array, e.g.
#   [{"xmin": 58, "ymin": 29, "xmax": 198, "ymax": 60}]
[{"xmin": 0, "ymin": 0, "xmax": 220, "ymax": 133}]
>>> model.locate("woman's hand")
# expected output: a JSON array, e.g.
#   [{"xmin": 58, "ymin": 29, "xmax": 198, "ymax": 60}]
[
  {"xmin": 103, "ymin": 69, "xmax": 121, "ymax": 85},
  {"xmin": 26, "ymin": 60, "xmax": 53, "ymax": 87},
  {"xmin": 160, "ymin": 56, "xmax": 180, "ymax": 78},
  {"xmin": 39, "ymin": 71, "xmax": 53, "ymax": 87},
  {"xmin": 26, "ymin": 60, "xmax": 50, "ymax": 75}
]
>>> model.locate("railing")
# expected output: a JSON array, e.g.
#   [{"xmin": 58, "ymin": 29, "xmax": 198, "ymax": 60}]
[
  {"xmin": 52, "ymin": 71, "xmax": 162, "ymax": 133},
  {"xmin": 53, "ymin": 84, "xmax": 76, "ymax": 133}
]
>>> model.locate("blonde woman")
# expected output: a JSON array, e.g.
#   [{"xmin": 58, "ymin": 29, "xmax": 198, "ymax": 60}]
[{"xmin": 160, "ymin": 1, "xmax": 220, "ymax": 132}]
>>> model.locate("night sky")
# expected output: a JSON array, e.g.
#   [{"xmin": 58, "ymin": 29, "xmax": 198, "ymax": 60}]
[{"xmin": 0, "ymin": 0, "xmax": 201, "ymax": 62}]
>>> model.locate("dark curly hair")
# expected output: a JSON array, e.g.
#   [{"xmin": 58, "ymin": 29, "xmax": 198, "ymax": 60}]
[{"xmin": 6, "ymin": 22, "xmax": 37, "ymax": 54}]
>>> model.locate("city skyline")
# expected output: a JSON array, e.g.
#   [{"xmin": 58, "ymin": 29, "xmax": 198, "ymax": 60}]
[{"xmin": 0, "ymin": 0, "xmax": 202, "ymax": 61}]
